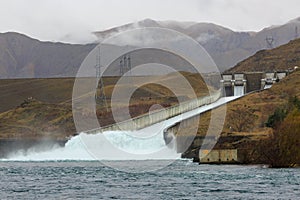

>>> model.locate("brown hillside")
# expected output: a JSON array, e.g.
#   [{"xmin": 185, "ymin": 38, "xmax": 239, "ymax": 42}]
[
  {"xmin": 0, "ymin": 72, "xmax": 210, "ymax": 139},
  {"xmin": 181, "ymin": 70, "xmax": 300, "ymax": 162},
  {"xmin": 227, "ymin": 38, "xmax": 300, "ymax": 73},
  {"xmin": 223, "ymin": 70, "xmax": 300, "ymax": 134},
  {"xmin": 195, "ymin": 69, "xmax": 300, "ymax": 139},
  {"xmin": 0, "ymin": 78, "xmax": 75, "ymax": 112}
]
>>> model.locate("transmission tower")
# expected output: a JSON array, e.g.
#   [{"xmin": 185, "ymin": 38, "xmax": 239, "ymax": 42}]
[
  {"xmin": 119, "ymin": 54, "xmax": 132, "ymax": 76},
  {"xmin": 127, "ymin": 54, "xmax": 132, "ymax": 76},
  {"xmin": 266, "ymin": 36, "xmax": 275, "ymax": 49},
  {"xmin": 119, "ymin": 59, "xmax": 123, "ymax": 75},
  {"xmin": 127, "ymin": 54, "xmax": 131, "ymax": 70},
  {"xmin": 95, "ymin": 47, "xmax": 107, "ymax": 109}
]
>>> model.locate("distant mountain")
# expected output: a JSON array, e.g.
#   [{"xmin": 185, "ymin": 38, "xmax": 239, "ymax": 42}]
[
  {"xmin": 0, "ymin": 32, "xmax": 95, "ymax": 78},
  {"xmin": 0, "ymin": 17, "xmax": 300, "ymax": 78},
  {"xmin": 95, "ymin": 18, "xmax": 300, "ymax": 71},
  {"xmin": 226, "ymin": 38, "xmax": 300, "ymax": 73}
]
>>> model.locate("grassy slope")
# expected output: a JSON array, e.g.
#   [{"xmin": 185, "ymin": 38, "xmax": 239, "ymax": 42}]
[
  {"xmin": 188, "ymin": 70, "xmax": 300, "ymax": 151},
  {"xmin": 0, "ymin": 78, "xmax": 75, "ymax": 112},
  {"xmin": 224, "ymin": 70, "xmax": 300, "ymax": 133},
  {"xmin": 0, "ymin": 72, "xmax": 210, "ymax": 139},
  {"xmin": 180, "ymin": 70, "xmax": 300, "ymax": 162},
  {"xmin": 221, "ymin": 38, "xmax": 300, "ymax": 141},
  {"xmin": 203, "ymin": 70, "xmax": 299, "ymax": 132},
  {"xmin": 0, "ymin": 100, "xmax": 75, "ymax": 139},
  {"xmin": 226, "ymin": 38, "xmax": 300, "ymax": 73}
]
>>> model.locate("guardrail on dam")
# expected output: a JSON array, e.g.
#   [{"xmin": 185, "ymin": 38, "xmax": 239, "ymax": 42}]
[{"xmin": 86, "ymin": 90, "xmax": 222, "ymax": 134}]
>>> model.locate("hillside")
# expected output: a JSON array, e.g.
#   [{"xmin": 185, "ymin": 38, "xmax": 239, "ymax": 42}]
[
  {"xmin": 223, "ymin": 69, "xmax": 300, "ymax": 135},
  {"xmin": 227, "ymin": 38, "xmax": 300, "ymax": 73},
  {"xmin": 0, "ymin": 78, "xmax": 75, "ymax": 112},
  {"xmin": 0, "ymin": 72, "xmax": 209, "ymax": 139},
  {"xmin": 168, "ymin": 39, "xmax": 300, "ymax": 162},
  {"xmin": 181, "ymin": 69, "xmax": 300, "ymax": 163},
  {"xmin": 0, "ymin": 32, "xmax": 95, "ymax": 78},
  {"xmin": 219, "ymin": 69, "xmax": 300, "ymax": 163}
]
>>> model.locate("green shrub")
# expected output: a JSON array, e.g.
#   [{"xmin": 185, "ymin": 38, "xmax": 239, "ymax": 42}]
[{"xmin": 265, "ymin": 108, "xmax": 287, "ymax": 128}]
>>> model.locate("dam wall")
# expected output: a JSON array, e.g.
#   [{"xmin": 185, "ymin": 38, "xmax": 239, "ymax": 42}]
[
  {"xmin": 244, "ymin": 72, "xmax": 264, "ymax": 92},
  {"xmin": 86, "ymin": 90, "xmax": 222, "ymax": 134}
]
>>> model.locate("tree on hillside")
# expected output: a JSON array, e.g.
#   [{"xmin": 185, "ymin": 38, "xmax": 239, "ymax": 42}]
[
  {"xmin": 265, "ymin": 108, "xmax": 287, "ymax": 128},
  {"xmin": 266, "ymin": 96, "xmax": 300, "ymax": 128},
  {"xmin": 259, "ymin": 97, "xmax": 300, "ymax": 167}
]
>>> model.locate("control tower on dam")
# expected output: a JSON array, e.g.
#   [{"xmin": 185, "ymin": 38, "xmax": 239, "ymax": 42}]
[{"xmin": 220, "ymin": 73, "xmax": 247, "ymax": 96}]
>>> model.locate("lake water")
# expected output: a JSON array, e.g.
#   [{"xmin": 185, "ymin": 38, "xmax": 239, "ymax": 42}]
[
  {"xmin": 0, "ymin": 160, "xmax": 299, "ymax": 199},
  {"xmin": 0, "ymin": 95, "xmax": 297, "ymax": 199}
]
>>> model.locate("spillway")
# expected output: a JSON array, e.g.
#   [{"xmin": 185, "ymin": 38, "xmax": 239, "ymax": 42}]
[
  {"xmin": 3, "ymin": 97, "xmax": 240, "ymax": 161},
  {"xmin": 234, "ymin": 86, "xmax": 245, "ymax": 96},
  {"xmin": 264, "ymin": 84, "xmax": 272, "ymax": 89}
]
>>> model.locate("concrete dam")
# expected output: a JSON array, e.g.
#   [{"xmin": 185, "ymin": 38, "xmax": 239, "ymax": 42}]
[
  {"xmin": 85, "ymin": 71, "xmax": 288, "ymax": 135},
  {"xmin": 81, "ymin": 70, "xmax": 290, "ymax": 159},
  {"xmin": 7, "ymin": 70, "xmax": 291, "ymax": 161},
  {"xmin": 75, "ymin": 69, "xmax": 291, "ymax": 162}
]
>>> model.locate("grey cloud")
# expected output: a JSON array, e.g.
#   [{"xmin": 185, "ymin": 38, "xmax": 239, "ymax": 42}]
[{"xmin": 0, "ymin": 0, "xmax": 299, "ymax": 43}]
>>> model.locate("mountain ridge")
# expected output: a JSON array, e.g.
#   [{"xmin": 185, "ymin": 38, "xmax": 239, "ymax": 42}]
[
  {"xmin": 0, "ymin": 32, "xmax": 95, "ymax": 78},
  {"xmin": 94, "ymin": 17, "xmax": 300, "ymax": 70},
  {"xmin": 0, "ymin": 17, "xmax": 300, "ymax": 78}
]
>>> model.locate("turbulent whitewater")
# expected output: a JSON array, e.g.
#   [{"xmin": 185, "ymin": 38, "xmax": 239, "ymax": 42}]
[
  {"xmin": 264, "ymin": 84, "xmax": 272, "ymax": 89},
  {"xmin": 5, "ymin": 131, "xmax": 179, "ymax": 161},
  {"xmin": 234, "ymin": 86, "xmax": 245, "ymax": 96},
  {"xmin": 3, "ymin": 97, "xmax": 240, "ymax": 161}
]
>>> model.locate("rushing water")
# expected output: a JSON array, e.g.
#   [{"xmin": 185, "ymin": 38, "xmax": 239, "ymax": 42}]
[
  {"xmin": 233, "ymin": 86, "xmax": 245, "ymax": 96},
  {"xmin": 0, "ymin": 161, "xmax": 299, "ymax": 199},
  {"xmin": 3, "ymin": 97, "xmax": 240, "ymax": 163},
  {"xmin": 264, "ymin": 84, "xmax": 273, "ymax": 89}
]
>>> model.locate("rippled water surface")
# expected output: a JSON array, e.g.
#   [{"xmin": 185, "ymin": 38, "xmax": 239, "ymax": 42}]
[{"xmin": 0, "ymin": 161, "xmax": 299, "ymax": 199}]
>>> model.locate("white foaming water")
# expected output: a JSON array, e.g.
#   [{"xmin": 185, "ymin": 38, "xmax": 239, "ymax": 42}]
[
  {"xmin": 5, "ymin": 134, "xmax": 95, "ymax": 161},
  {"xmin": 78, "ymin": 130, "xmax": 180, "ymax": 160},
  {"xmin": 264, "ymin": 84, "xmax": 272, "ymax": 89},
  {"xmin": 4, "ymin": 131, "xmax": 179, "ymax": 161},
  {"xmin": 234, "ymin": 86, "xmax": 245, "ymax": 96},
  {"xmin": 3, "ymin": 97, "xmax": 241, "ymax": 161}
]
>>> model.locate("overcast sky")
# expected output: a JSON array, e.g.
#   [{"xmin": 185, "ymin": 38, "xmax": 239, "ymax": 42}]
[{"xmin": 0, "ymin": 0, "xmax": 299, "ymax": 43}]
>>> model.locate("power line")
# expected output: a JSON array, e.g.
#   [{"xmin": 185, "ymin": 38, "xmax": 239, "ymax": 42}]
[
  {"xmin": 95, "ymin": 47, "xmax": 108, "ymax": 110},
  {"xmin": 119, "ymin": 54, "xmax": 132, "ymax": 76}
]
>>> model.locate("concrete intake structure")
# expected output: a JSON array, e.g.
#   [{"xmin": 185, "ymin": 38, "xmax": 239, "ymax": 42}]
[
  {"xmin": 221, "ymin": 71, "xmax": 288, "ymax": 96},
  {"xmin": 220, "ymin": 73, "xmax": 247, "ymax": 96}
]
